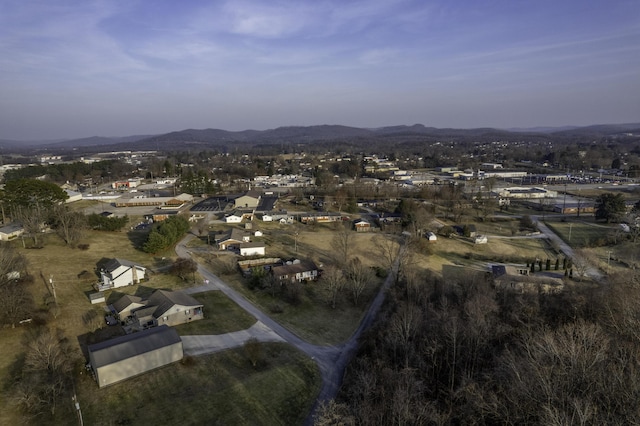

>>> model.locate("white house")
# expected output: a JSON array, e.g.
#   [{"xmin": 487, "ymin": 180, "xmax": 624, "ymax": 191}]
[
  {"xmin": 99, "ymin": 258, "xmax": 146, "ymax": 289},
  {"xmin": 239, "ymin": 242, "xmax": 266, "ymax": 257},
  {"xmin": 224, "ymin": 213, "xmax": 243, "ymax": 223},
  {"xmin": 426, "ymin": 232, "xmax": 437, "ymax": 241}
]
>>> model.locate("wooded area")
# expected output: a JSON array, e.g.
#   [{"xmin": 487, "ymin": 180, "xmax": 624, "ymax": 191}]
[{"xmin": 318, "ymin": 269, "xmax": 640, "ymax": 424}]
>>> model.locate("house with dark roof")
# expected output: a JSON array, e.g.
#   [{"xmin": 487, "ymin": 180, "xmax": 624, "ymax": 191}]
[
  {"xmin": 272, "ymin": 260, "xmax": 319, "ymax": 283},
  {"xmin": 99, "ymin": 258, "xmax": 146, "ymax": 290},
  {"xmin": 88, "ymin": 325, "xmax": 183, "ymax": 388},
  {"xmin": 215, "ymin": 228, "xmax": 250, "ymax": 250},
  {"xmin": 110, "ymin": 294, "xmax": 145, "ymax": 319},
  {"xmin": 113, "ymin": 290, "xmax": 204, "ymax": 330}
]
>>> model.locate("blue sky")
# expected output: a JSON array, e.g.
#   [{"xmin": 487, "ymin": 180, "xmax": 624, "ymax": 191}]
[{"xmin": 1, "ymin": 0, "xmax": 639, "ymax": 140}]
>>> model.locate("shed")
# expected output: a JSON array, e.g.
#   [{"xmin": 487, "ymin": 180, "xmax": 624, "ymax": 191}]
[
  {"xmin": 88, "ymin": 325, "xmax": 183, "ymax": 388},
  {"xmin": 89, "ymin": 292, "xmax": 106, "ymax": 305}
]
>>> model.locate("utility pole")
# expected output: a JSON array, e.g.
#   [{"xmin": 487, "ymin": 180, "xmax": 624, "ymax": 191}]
[
  {"xmin": 49, "ymin": 275, "xmax": 57, "ymax": 304},
  {"xmin": 569, "ymin": 223, "xmax": 573, "ymax": 242}
]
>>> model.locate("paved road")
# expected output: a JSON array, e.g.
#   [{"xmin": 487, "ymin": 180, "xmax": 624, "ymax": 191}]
[
  {"xmin": 182, "ymin": 321, "xmax": 284, "ymax": 356},
  {"xmin": 175, "ymin": 232, "xmax": 401, "ymax": 424}
]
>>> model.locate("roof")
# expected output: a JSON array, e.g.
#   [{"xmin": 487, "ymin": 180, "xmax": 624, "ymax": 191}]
[
  {"xmin": 217, "ymin": 228, "xmax": 249, "ymax": 243},
  {"xmin": 147, "ymin": 290, "xmax": 203, "ymax": 318},
  {"xmin": 112, "ymin": 294, "xmax": 143, "ymax": 313},
  {"xmin": 272, "ymin": 260, "xmax": 318, "ymax": 277},
  {"xmin": 492, "ymin": 265, "xmax": 507, "ymax": 278},
  {"xmin": 103, "ymin": 258, "xmax": 146, "ymax": 273},
  {"xmin": 240, "ymin": 189, "xmax": 262, "ymax": 199},
  {"xmin": 240, "ymin": 242, "xmax": 265, "ymax": 249},
  {"xmin": 88, "ymin": 325, "xmax": 181, "ymax": 368},
  {"xmin": 0, "ymin": 222, "xmax": 23, "ymax": 234}
]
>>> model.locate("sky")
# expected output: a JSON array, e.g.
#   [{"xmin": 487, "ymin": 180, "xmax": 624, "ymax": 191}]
[{"xmin": 1, "ymin": 0, "xmax": 639, "ymax": 140}]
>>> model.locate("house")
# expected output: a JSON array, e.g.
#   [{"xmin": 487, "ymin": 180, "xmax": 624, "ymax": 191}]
[
  {"xmin": 142, "ymin": 290, "xmax": 204, "ymax": 327},
  {"xmin": 110, "ymin": 294, "xmax": 145, "ymax": 319},
  {"xmin": 99, "ymin": 258, "xmax": 147, "ymax": 290},
  {"xmin": 88, "ymin": 325, "xmax": 183, "ymax": 388},
  {"xmin": 299, "ymin": 212, "xmax": 343, "ymax": 223},
  {"xmin": 216, "ymin": 228, "xmax": 251, "ymax": 250},
  {"xmin": 224, "ymin": 213, "xmax": 243, "ymax": 223},
  {"xmin": 492, "ymin": 264, "xmax": 563, "ymax": 294},
  {"xmin": 113, "ymin": 290, "xmax": 204, "ymax": 329},
  {"xmin": 239, "ymin": 242, "xmax": 266, "ymax": 257},
  {"xmin": 234, "ymin": 190, "xmax": 261, "ymax": 208},
  {"xmin": 354, "ymin": 219, "xmax": 371, "ymax": 232},
  {"xmin": 0, "ymin": 223, "xmax": 24, "ymax": 241},
  {"xmin": 272, "ymin": 260, "xmax": 319, "ymax": 283},
  {"xmin": 254, "ymin": 230, "xmax": 263, "ymax": 237},
  {"xmin": 426, "ymin": 232, "xmax": 437, "ymax": 241}
]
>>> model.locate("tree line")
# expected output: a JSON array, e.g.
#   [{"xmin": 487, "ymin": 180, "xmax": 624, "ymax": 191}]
[{"xmin": 316, "ymin": 268, "xmax": 640, "ymax": 424}]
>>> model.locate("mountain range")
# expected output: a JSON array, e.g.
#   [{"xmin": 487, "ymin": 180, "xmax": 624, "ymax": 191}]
[{"xmin": 1, "ymin": 123, "xmax": 639, "ymax": 152}]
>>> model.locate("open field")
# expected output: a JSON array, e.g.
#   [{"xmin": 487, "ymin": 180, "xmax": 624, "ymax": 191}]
[
  {"xmin": 76, "ymin": 343, "xmax": 320, "ymax": 426},
  {"xmin": 0, "ymin": 228, "xmax": 316, "ymax": 424},
  {"xmin": 544, "ymin": 220, "xmax": 615, "ymax": 248}
]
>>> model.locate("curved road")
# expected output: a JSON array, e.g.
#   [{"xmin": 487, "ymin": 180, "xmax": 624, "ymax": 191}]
[{"xmin": 175, "ymin": 232, "xmax": 400, "ymax": 424}]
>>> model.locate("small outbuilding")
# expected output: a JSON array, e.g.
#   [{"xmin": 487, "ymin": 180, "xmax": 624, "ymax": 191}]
[{"xmin": 88, "ymin": 325, "xmax": 183, "ymax": 388}]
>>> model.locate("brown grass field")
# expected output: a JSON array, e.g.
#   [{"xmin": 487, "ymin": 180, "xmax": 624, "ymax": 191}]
[
  {"xmin": 0, "ymin": 227, "xmax": 319, "ymax": 424},
  {"xmin": 0, "ymin": 215, "xmax": 610, "ymax": 423}
]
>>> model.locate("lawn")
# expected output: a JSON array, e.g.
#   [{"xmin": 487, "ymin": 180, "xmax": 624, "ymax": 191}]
[
  {"xmin": 0, "ymin": 228, "xmax": 276, "ymax": 424},
  {"xmin": 174, "ymin": 291, "xmax": 257, "ymax": 335},
  {"xmin": 77, "ymin": 343, "xmax": 320, "ymax": 426},
  {"xmin": 544, "ymin": 220, "xmax": 615, "ymax": 248}
]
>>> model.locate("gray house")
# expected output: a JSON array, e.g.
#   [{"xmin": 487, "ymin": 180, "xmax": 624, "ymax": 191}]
[
  {"xmin": 88, "ymin": 325, "xmax": 183, "ymax": 388},
  {"xmin": 113, "ymin": 290, "xmax": 204, "ymax": 330}
]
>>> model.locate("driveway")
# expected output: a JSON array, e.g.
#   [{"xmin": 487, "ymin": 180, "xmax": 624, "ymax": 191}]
[{"xmin": 182, "ymin": 321, "xmax": 284, "ymax": 356}]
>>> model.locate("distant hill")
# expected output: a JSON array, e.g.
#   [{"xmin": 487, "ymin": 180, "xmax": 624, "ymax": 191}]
[
  {"xmin": 43, "ymin": 134, "xmax": 157, "ymax": 148},
  {"xmin": 6, "ymin": 122, "xmax": 640, "ymax": 153}
]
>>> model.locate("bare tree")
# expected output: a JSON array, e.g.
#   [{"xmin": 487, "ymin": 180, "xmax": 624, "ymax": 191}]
[
  {"xmin": 170, "ymin": 257, "xmax": 198, "ymax": 281},
  {"xmin": 14, "ymin": 203, "xmax": 47, "ymax": 247},
  {"xmin": 332, "ymin": 221, "xmax": 352, "ymax": 268},
  {"xmin": 0, "ymin": 281, "xmax": 34, "ymax": 327},
  {"xmin": 51, "ymin": 204, "xmax": 87, "ymax": 246},
  {"xmin": 373, "ymin": 235, "xmax": 400, "ymax": 272},
  {"xmin": 346, "ymin": 257, "xmax": 374, "ymax": 306},
  {"xmin": 14, "ymin": 328, "xmax": 75, "ymax": 416},
  {"xmin": 322, "ymin": 265, "xmax": 345, "ymax": 309},
  {"xmin": 314, "ymin": 399, "xmax": 355, "ymax": 426},
  {"xmin": 244, "ymin": 337, "xmax": 262, "ymax": 368}
]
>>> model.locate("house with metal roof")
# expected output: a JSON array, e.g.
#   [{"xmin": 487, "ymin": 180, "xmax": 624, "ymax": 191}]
[{"xmin": 88, "ymin": 325, "xmax": 183, "ymax": 388}]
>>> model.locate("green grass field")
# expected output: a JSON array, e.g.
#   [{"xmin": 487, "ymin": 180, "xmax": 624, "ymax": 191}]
[
  {"xmin": 544, "ymin": 220, "xmax": 615, "ymax": 247},
  {"xmin": 174, "ymin": 291, "xmax": 257, "ymax": 335}
]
